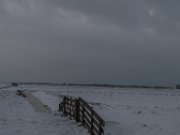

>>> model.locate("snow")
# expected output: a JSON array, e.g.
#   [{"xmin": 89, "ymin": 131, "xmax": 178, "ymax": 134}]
[
  {"xmin": 20, "ymin": 85, "xmax": 180, "ymax": 135},
  {"xmin": 0, "ymin": 90, "xmax": 88, "ymax": 135},
  {"xmin": 32, "ymin": 91, "xmax": 60, "ymax": 112},
  {"xmin": 25, "ymin": 92, "xmax": 51, "ymax": 113},
  {"xmin": 0, "ymin": 82, "xmax": 12, "ymax": 89},
  {"xmin": 1, "ymin": 84, "xmax": 180, "ymax": 135}
]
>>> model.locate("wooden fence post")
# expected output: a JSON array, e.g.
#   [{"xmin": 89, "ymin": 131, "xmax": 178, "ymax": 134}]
[
  {"xmin": 63, "ymin": 97, "xmax": 66, "ymax": 115},
  {"xmin": 59, "ymin": 103, "xmax": 62, "ymax": 111},
  {"xmin": 98, "ymin": 120, "xmax": 102, "ymax": 135},
  {"xmin": 75, "ymin": 99, "xmax": 80, "ymax": 122},
  {"xmin": 90, "ymin": 110, "xmax": 94, "ymax": 135},
  {"xmin": 69, "ymin": 97, "xmax": 72, "ymax": 116},
  {"xmin": 82, "ymin": 101, "xmax": 85, "ymax": 126}
]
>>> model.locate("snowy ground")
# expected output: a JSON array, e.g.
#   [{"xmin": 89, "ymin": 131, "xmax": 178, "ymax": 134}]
[
  {"xmin": 1, "ymin": 84, "xmax": 180, "ymax": 135},
  {"xmin": 0, "ymin": 85, "xmax": 87, "ymax": 135}
]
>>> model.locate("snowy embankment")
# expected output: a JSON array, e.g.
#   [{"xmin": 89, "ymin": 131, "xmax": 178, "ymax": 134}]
[
  {"xmin": 19, "ymin": 84, "xmax": 180, "ymax": 135},
  {"xmin": 0, "ymin": 89, "xmax": 88, "ymax": 135}
]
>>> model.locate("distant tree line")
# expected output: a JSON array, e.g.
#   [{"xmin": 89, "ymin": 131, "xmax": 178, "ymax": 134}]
[
  {"xmin": 13, "ymin": 82, "xmax": 173, "ymax": 89},
  {"xmin": 176, "ymin": 84, "xmax": 180, "ymax": 89}
]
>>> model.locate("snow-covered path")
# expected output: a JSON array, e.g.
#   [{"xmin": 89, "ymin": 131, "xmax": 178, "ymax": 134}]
[{"xmin": 0, "ymin": 90, "xmax": 88, "ymax": 135}]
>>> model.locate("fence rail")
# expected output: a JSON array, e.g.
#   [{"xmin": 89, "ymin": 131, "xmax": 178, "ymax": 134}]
[{"xmin": 59, "ymin": 96, "xmax": 105, "ymax": 135}]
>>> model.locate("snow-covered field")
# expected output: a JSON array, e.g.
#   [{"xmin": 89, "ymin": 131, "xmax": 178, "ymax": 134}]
[
  {"xmin": 0, "ymin": 85, "xmax": 87, "ymax": 135},
  {"xmin": 1, "ymin": 83, "xmax": 180, "ymax": 135}
]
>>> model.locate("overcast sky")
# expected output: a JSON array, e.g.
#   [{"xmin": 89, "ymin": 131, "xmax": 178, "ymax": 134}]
[{"xmin": 0, "ymin": 0, "xmax": 180, "ymax": 86}]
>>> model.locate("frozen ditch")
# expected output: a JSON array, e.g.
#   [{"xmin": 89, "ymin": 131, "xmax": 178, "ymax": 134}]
[
  {"xmin": 24, "ymin": 92, "xmax": 51, "ymax": 113},
  {"xmin": 0, "ymin": 90, "xmax": 88, "ymax": 135}
]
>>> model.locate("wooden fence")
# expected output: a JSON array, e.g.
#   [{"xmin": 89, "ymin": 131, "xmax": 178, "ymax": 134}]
[{"xmin": 59, "ymin": 96, "xmax": 105, "ymax": 135}]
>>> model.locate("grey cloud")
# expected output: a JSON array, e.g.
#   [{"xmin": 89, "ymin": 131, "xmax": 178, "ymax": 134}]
[{"xmin": 0, "ymin": 0, "xmax": 180, "ymax": 85}]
